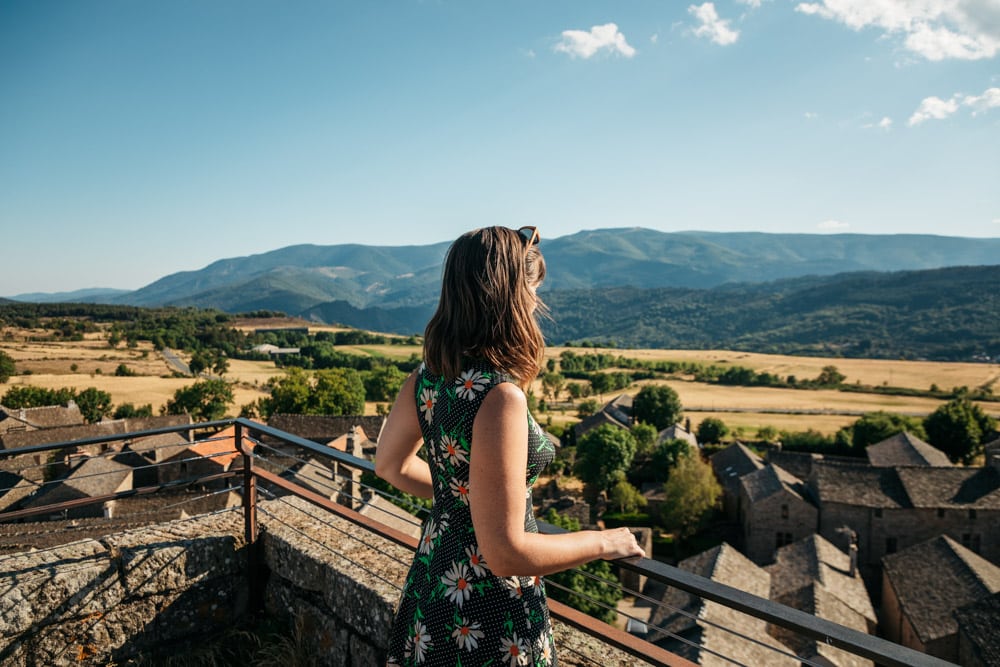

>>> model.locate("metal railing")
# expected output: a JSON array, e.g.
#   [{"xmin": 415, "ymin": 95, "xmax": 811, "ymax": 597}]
[{"xmin": 0, "ymin": 417, "xmax": 958, "ymax": 667}]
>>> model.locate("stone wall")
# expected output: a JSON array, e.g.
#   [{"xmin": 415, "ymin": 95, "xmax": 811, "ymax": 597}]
[
  {"xmin": 0, "ymin": 510, "xmax": 246, "ymax": 666},
  {"xmin": 1, "ymin": 496, "xmax": 661, "ymax": 666}
]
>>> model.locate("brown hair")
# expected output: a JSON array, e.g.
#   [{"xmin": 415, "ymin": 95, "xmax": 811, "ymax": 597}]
[{"xmin": 423, "ymin": 227, "xmax": 547, "ymax": 388}]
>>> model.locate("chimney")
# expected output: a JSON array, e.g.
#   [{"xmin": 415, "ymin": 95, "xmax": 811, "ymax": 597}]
[{"xmin": 849, "ymin": 541, "xmax": 859, "ymax": 577}]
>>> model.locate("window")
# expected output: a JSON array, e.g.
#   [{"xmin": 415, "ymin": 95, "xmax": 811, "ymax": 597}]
[
  {"xmin": 781, "ymin": 504, "xmax": 789, "ymax": 519},
  {"xmin": 874, "ymin": 508, "xmax": 883, "ymax": 518},
  {"xmin": 969, "ymin": 509, "xmax": 977, "ymax": 520},
  {"xmin": 937, "ymin": 508, "xmax": 945, "ymax": 518},
  {"xmin": 776, "ymin": 532, "xmax": 793, "ymax": 549},
  {"xmin": 886, "ymin": 538, "xmax": 897, "ymax": 554}
]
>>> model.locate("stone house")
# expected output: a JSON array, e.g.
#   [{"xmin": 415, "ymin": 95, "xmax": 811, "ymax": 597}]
[
  {"xmin": 0, "ymin": 402, "xmax": 84, "ymax": 438},
  {"xmin": 656, "ymin": 422, "xmax": 698, "ymax": 450},
  {"xmin": 267, "ymin": 414, "xmax": 385, "ymax": 450},
  {"xmin": 18, "ymin": 456, "xmax": 133, "ymax": 520},
  {"xmin": 116, "ymin": 432, "xmax": 192, "ymax": 487},
  {"xmin": 881, "ymin": 535, "xmax": 1000, "ymax": 663},
  {"xmin": 866, "ymin": 431, "xmax": 952, "ymax": 467},
  {"xmin": 739, "ymin": 463, "xmax": 818, "ymax": 564},
  {"xmin": 710, "ymin": 442, "xmax": 764, "ymax": 522},
  {"xmin": 765, "ymin": 534, "xmax": 876, "ymax": 667},
  {"xmin": 572, "ymin": 394, "xmax": 631, "ymax": 441},
  {"xmin": 648, "ymin": 542, "xmax": 797, "ymax": 666},
  {"xmin": 807, "ymin": 459, "xmax": 1000, "ymax": 572}
]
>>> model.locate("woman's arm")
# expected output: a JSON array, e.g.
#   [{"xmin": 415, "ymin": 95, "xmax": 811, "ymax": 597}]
[
  {"xmin": 468, "ymin": 383, "xmax": 644, "ymax": 577},
  {"xmin": 374, "ymin": 371, "xmax": 433, "ymax": 499}
]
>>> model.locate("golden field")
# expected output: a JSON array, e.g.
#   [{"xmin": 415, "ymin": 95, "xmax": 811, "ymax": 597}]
[{"xmin": 2, "ymin": 331, "xmax": 998, "ymax": 435}]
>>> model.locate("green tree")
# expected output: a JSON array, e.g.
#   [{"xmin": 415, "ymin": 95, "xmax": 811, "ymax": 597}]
[
  {"xmin": 609, "ymin": 475, "xmax": 647, "ymax": 514},
  {"xmin": 632, "ymin": 385, "xmax": 683, "ymax": 431},
  {"xmin": 112, "ymin": 402, "xmax": 154, "ymax": 419},
  {"xmin": 75, "ymin": 387, "xmax": 113, "ymax": 423},
  {"xmin": 576, "ymin": 399, "xmax": 599, "ymax": 419},
  {"xmin": 165, "ymin": 379, "xmax": 234, "ymax": 421},
  {"xmin": 542, "ymin": 509, "xmax": 623, "ymax": 623},
  {"xmin": 696, "ymin": 417, "xmax": 729, "ymax": 444},
  {"xmin": 630, "ymin": 422, "xmax": 658, "ymax": 457},
  {"xmin": 924, "ymin": 397, "xmax": 997, "ymax": 464},
  {"xmin": 1, "ymin": 385, "xmax": 75, "ymax": 408},
  {"xmin": 211, "ymin": 354, "xmax": 229, "ymax": 377},
  {"xmin": 312, "ymin": 368, "xmax": 366, "ymax": 415},
  {"xmin": 261, "ymin": 367, "xmax": 366, "ymax": 419},
  {"xmin": 363, "ymin": 364, "xmax": 408, "ymax": 403},
  {"xmin": 756, "ymin": 425, "xmax": 779, "ymax": 443},
  {"xmin": 575, "ymin": 424, "xmax": 637, "ymax": 493},
  {"xmin": 815, "ymin": 365, "xmax": 846, "ymax": 386},
  {"xmin": 114, "ymin": 363, "xmax": 137, "ymax": 377},
  {"xmin": 660, "ymin": 451, "xmax": 721, "ymax": 539},
  {"xmin": 541, "ymin": 372, "xmax": 566, "ymax": 401},
  {"xmin": 0, "ymin": 351, "xmax": 15, "ymax": 383},
  {"xmin": 849, "ymin": 411, "xmax": 927, "ymax": 450}
]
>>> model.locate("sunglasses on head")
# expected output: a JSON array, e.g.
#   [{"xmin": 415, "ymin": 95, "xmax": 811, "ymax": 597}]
[{"xmin": 518, "ymin": 226, "xmax": 540, "ymax": 247}]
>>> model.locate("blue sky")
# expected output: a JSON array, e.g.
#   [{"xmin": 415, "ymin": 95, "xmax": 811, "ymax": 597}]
[{"xmin": 1, "ymin": 0, "xmax": 998, "ymax": 295}]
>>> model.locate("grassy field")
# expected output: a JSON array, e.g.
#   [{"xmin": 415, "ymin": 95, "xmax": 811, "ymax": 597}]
[{"xmin": 3, "ymin": 331, "xmax": 998, "ymax": 435}]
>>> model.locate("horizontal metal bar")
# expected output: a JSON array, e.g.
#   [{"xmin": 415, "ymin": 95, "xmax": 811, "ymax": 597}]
[
  {"xmin": 236, "ymin": 418, "xmax": 375, "ymax": 474},
  {"xmin": 537, "ymin": 520, "xmax": 956, "ymax": 667},
  {"xmin": 0, "ymin": 420, "xmax": 219, "ymax": 459},
  {"xmin": 0, "ymin": 471, "xmax": 238, "ymax": 522}
]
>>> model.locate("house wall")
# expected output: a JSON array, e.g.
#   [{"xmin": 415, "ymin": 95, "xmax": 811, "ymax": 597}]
[{"xmin": 743, "ymin": 491, "xmax": 818, "ymax": 565}]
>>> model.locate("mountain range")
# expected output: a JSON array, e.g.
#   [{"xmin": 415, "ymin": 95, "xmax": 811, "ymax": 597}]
[{"xmin": 8, "ymin": 228, "xmax": 1000, "ymax": 359}]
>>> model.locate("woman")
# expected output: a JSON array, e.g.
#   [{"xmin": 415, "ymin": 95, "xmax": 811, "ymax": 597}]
[{"xmin": 376, "ymin": 226, "xmax": 644, "ymax": 666}]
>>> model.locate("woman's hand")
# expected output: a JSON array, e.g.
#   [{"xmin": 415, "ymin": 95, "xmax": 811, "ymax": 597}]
[{"xmin": 599, "ymin": 527, "xmax": 646, "ymax": 561}]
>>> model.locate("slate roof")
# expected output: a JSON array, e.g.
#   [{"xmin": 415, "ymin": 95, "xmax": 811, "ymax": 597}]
[
  {"xmin": 285, "ymin": 456, "xmax": 340, "ymax": 499},
  {"xmin": 766, "ymin": 533, "xmax": 876, "ymax": 626},
  {"xmin": 657, "ymin": 423, "xmax": 698, "ymax": 449},
  {"xmin": 765, "ymin": 450, "xmax": 820, "ymax": 481},
  {"xmin": 895, "ymin": 466, "xmax": 1000, "ymax": 510},
  {"xmin": 649, "ymin": 543, "xmax": 797, "ymax": 666},
  {"xmin": 0, "ymin": 413, "xmax": 191, "ymax": 450},
  {"xmin": 0, "ymin": 402, "xmax": 85, "ymax": 430},
  {"xmin": 882, "ymin": 535, "xmax": 1000, "ymax": 645},
  {"xmin": 267, "ymin": 414, "xmax": 385, "ymax": 443},
  {"xmin": 712, "ymin": 442, "xmax": 765, "ymax": 496},
  {"xmin": 0, "ymin": 471, "xmax": 37, "ymax": 513},
  {"xmin": 809, "ymin": 461, "xmax": 910, "ymax": 509},
  {"xmin": 23, "ymin": 456, "xmax": 134, "ymax": 508},
  {"xmin": 777, "ymin": 585, "xmax": 874, "ymax": 667},
  {"xmin": 866, "ymin": 432, "xmax": 952, "ymax": 467},
  {"xmin": 572, "ymin": 407, "xmax": 629, "ymax": 438},
  {"xmin": 125, "ymin": 432, "xmax": 191, "ymax": 463},
  {"xmin": 741, "ymin": 463, "xmax": 810, "ymax": 504},
  {"xmin": 954, "ymin": 592, "xmax": 1000, "ymax": 667}
]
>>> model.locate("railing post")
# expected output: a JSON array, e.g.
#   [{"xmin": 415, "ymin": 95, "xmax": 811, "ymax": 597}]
[{"xmin": 238, "ymin": 422, "xmax": 263, "ymax": 613}]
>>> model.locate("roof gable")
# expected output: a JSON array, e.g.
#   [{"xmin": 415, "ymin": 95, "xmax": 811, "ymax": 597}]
[
  {"xmin": 809, "ymin": 461, "xmax": 909, "ymax": 508},
  {"xmin": 742, "ymin": 463, "xmax": 809, "ymax": 504},
  {"xmin": 867, "ymin": 432, "xmax": 952, "ymax": 467}
]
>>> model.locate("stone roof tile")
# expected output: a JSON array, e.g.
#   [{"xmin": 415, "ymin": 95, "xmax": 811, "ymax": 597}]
[
  {"xmin": 741, "ymin": 463, "xmax": 808, "ymax": 504},
  {"xmin": 882, "ymin": 535, "xmax": 1000, "ymax": 644},
  {"xmin": 809, "ymin": 462, "xmax": 909, "ymax": 508},
  {"xmin": 866, "ymin": 432, "xmax": 952, "ymax": 467},
  {"xmin": 954, "ymin": 592, "xmax": 1000, "ymax": 666}
]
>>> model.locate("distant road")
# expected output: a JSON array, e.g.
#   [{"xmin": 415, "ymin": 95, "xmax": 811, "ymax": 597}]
[{"xmin": 161, "ymin": 348, "xmax": 191, "ymax": 376}]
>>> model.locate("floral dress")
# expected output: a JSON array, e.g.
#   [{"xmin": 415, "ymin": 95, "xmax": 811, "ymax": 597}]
[{"xmin": 387, "ymin": 360, "xmax": 558, "ymax": 667}]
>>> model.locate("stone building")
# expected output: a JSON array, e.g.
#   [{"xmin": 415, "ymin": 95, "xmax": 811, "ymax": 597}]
[
  {"xmin": 656, "ymin": 422, "xmax": 698, "ymax": 450},
  {"xmin": 866, "ymin": 431, "xmax": 952, "ymax": 467},
  {"xmin": 158, "ymin": 425, "xmax": 247, "ymax": 488},
  {"xmin": 807, "ymin": 460, "xmax": 1000, "ymax": 571},
  {"xmin": 18, "ymin": 456, "xmax": 133, "ymax": 520},
  {"xmin": 739, "ymin": 463, "xmax": 818, "ymax": 564},
  {"xmin": 710, "ymin": 442, "xmax": 764, "ymax": 522},
  {"xmin": 0, "ymin": 402, "xmax": 84, "ymax": 437},
  {"xmin": 648, "ymin": 542, "xmax": 797, "ymax": 666},
  {"xmin": 572, "ymin": 394, "xmax": 632, "ymax": 440},
  {"xmin": 881, "ymin": 535, "xmax": 1000, "ymax": 663},
  {"xmin": 765, "ymin": 534, "xmax": 876, "ymax": 667}
]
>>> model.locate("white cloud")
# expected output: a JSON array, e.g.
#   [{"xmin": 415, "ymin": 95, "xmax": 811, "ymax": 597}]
[
  {"xmin": 863, "ymin": 116, "xmax": 894, "ymax": 129},
  {"xmin": 554, "ymin": 23, "xmax": 636, "ymax": 59},
  {"xmin": 651, "ymin": 33, "xmax": 659, "ymax": 44},
  {"xmin": 994, "ymin": 218, "xmax": 1000, "ymax": 224},
  {"xmin": 818, "ymin": 219, "xmax": 850, "ymax": 230},
  {"xmin": 963, "ymin": 87, "xmax": 1000, "ymax": 114},
  {"xmin": 908, "ymin": 86, "xmax": 1000, "ymax": 125},
  {"xmin": 689, "ymin": 3, "xmax": 740, "ymax": 45},
  {"xmin": 736, "ymin": 0, "xmax": 764, "ymax": 7},
  {"xmin": 804, "ymin": 111, "xmax": 818, "ymax": 119},
  {"xmin": 794, "ymin": 0, "xmax": 1000, "ymax": 61},
  {"xmin": 908, "ymin": 95, "xmax": 960, "ymax": 125}
]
